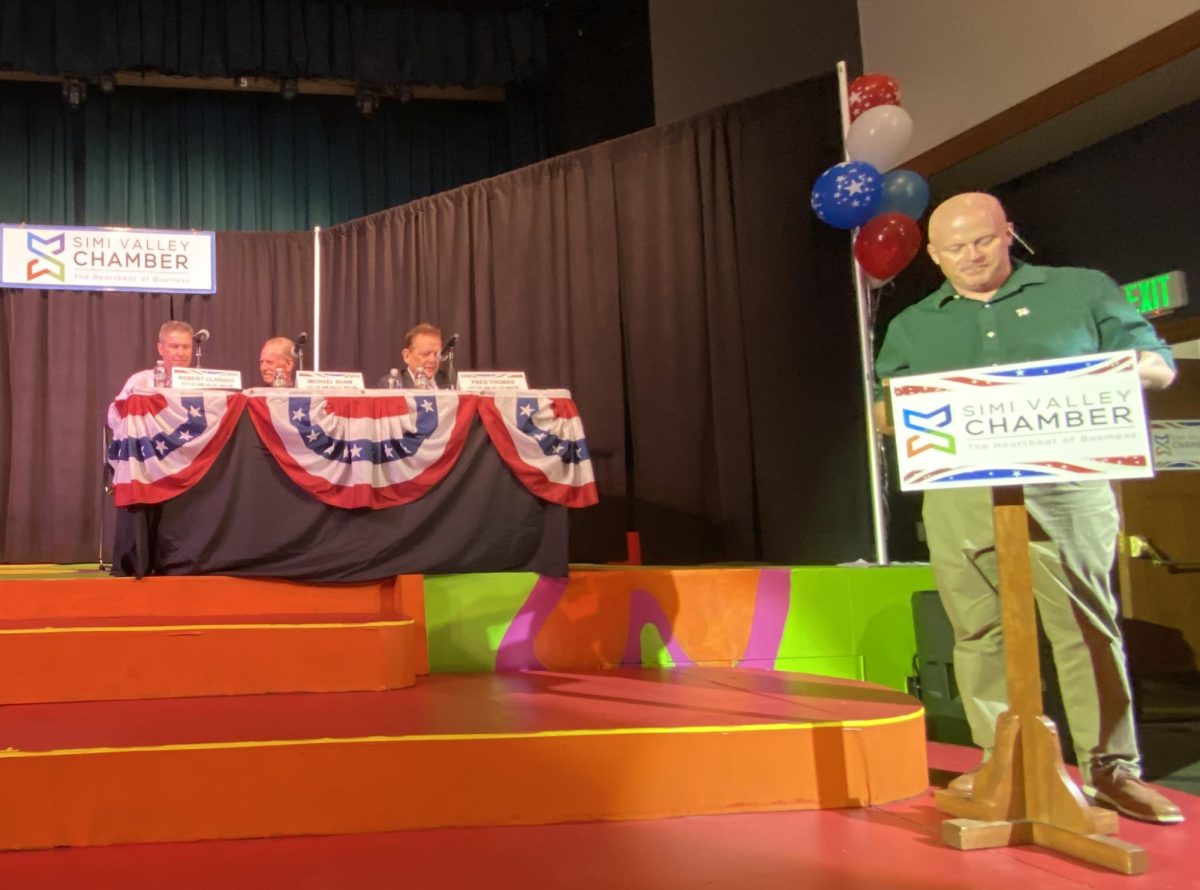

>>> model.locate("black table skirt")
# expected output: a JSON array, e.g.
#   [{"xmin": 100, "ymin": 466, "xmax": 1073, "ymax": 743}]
[{"xmin": 113, "ymin": 416, "xmax": 568, "ymax": 581}]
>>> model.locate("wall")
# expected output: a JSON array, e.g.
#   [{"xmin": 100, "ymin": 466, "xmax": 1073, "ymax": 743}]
[
  {"xmin": 423, "ymin": 565, "xmax": 936, "ymax": 693},
  {"xmin": 648, "ymin": 0, "xmax": 861, "ymax": 125},
  {"xmin": 857, "ymin": 0, "xmax": 1200, "ymax": 161}
]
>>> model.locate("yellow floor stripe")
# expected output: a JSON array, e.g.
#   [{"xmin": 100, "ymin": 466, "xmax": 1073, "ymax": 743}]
[
  {"xmin": 0, "ymin": 708, "xmax": 925, "ymax": 759},
  {"xmin": 0, "ymin": 619, "xmax": 413, "ymax": 635}
]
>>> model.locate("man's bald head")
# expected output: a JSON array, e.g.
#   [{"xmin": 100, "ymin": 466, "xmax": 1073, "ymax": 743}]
[
  {"xmin": 259, "ymin": 336, "xmax": 296, "ymax": 385},
  {"xmin": 926, "ymin": 192, "xmax": 1014, "ymax": 299}
]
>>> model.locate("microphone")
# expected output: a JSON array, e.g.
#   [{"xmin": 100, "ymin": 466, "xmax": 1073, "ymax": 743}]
[
  {"xmin": 440, "ymin": 333, "xmax": 459, "ymax": 360},
  {"xmin": 295, "ymin": 331, "xmax": 308, "ymax": 346},
  {"xmin": 193, "ymin": 328, "xmax": 210, "ymax": 343}
]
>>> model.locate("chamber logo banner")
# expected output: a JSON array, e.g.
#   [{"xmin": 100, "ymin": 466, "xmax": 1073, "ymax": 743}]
[
  {"xmin": 890, "ymin": 351, "xmax": 1154, "ymax": 491},
  {"xmin": 1, "ymin": 224, "xmax": 216, "ymax": 293}
]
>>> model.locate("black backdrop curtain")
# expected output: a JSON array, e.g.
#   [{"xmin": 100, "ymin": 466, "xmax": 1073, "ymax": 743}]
[
  {"xmin": 0, "ymin": 232, "xmax": 311, "ymax": 563},
  {"xmin": 0, "ymin": 80, "xmax": 545, "ymax": 231},
  {"xmin": 320, "ymin": 74, "xmax": 873, "ymax": 565},
  {"xmin": 0, "ymin": 0, "xmax": 546, "ymax": 86}
]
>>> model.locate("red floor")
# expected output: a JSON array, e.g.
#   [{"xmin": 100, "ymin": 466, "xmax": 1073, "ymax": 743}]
[{"xmin": 0, "ymin": 742, "xmax": 1194, "ymax": 890}]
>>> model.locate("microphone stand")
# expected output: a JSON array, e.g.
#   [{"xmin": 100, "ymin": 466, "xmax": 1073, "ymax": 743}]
[
  {"xmin": 443, "ymin": 347, "xmax": 456, "ymax": 389},
  {"xmin": 295, "ymin": 344, "xmax": 305, "ymax": 373},
  {"xmin": 194, "ymin": 340, "xmax": 204, "ymax": 369}
]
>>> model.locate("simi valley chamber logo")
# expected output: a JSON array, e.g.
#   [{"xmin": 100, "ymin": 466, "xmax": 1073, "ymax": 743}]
[
  {"xmin": 889, "ymin": 352, "xmax": 1154, "ymax": 492},
  {"xmin": 902, "ymin": 404, "xmax": 956, "ymax": 458},
  {"xmin": 1, "ymin": 224, "xmax": 216, "ymax": 294},
  {"xmin": 25, "ymin": 231, "xmax": 66, "ymax": 282}
]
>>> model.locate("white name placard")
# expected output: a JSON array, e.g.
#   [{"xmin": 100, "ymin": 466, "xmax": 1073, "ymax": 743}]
[
  {"xmin": 889, "ymin": 351, "xmax": 1153, "ymax": 491},
  {"xmin": 0, "ymin": 224, "xmax": 216, "ymax": 293},
  {"xmin": 456, "ymin": 371, "xmax": 530, "ymax": 392},
  {"xmin": 1151, "ymin": 419, "xmax": 1200, "ymax": 471},
  {"xmin": 171, "ymin": 367, "xmax": 243, "ymax": 391},
  {"xmin": 296, "ymin": 370, "xmax": 365, "ymax": 392}
]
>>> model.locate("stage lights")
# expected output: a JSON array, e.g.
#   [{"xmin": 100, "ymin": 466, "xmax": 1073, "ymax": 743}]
[
  {"xmin": 61, "ymin": 77, "xmax": 88, "ymax": 108},
  {"xmin": 355, "ymin": 87, "xmax": 379, "ymax": 117}
]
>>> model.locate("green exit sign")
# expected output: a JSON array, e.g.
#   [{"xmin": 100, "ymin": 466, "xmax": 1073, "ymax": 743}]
[{"xmin": 1122, "ymin": 271, "xmax": 1188, "ymax": 317}]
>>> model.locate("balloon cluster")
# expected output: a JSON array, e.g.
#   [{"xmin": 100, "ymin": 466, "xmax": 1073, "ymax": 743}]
[{"xmin": 810, "ymin": 73, "xmax": 928, "ymax": 286}]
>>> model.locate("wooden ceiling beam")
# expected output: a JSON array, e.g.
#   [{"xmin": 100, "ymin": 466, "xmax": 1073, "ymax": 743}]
[
  {"xmin": 905, "ymin": 10, "xmax": 1200, "ymax": 179},
  {"xmin": 0, "ymin": 69, "xmax": 506, "ymax": 103}
]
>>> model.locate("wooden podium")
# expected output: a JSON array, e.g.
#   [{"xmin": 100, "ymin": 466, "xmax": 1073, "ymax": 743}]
[{"xmin": 933, "ymin": 485, "xmax": 1147, "ymax": 874}]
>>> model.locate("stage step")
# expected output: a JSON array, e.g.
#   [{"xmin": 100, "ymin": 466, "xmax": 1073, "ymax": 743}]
[
  {"xmin": 0, "ymin": 614, "xmax": 417, "ymax": 704},
  {"xmin": 0, "ymin": 668, "xmax": 928, "ymax": 850}
]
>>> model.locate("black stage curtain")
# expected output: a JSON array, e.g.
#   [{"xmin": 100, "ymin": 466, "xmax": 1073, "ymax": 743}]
[
  {"xmin": 113, "ymin": 418, "xmax": 567, "ymax": 581},
  {"xmin": 0, "ymin": 232, "xmax": 311, "ymax": 564},
  {"xmin": 0, "ymin": 0, "xmax": 546, "ymax": 86},
  {"xmin": 320, "ymin": 74, "xmax": 872, "ymax": 565},
  {"xmin": 0, "ymin": 81, "xmax": 546, "ymax": 232}
]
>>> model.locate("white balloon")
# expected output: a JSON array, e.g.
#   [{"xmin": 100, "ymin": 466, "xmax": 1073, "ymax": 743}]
[{"xmin": 845, "ymin": 105, "xmax": 913, "ymax": 173}]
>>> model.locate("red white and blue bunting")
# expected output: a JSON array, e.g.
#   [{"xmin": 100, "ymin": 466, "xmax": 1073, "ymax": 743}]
[
  {"xmin": 108, "ymin": 392, "xmax": 247, "ymax": 507},
  {"xmin": 245, "ymin": 392, "xmax": 477, "ymax": 509},
  {"xmin": 477, "ymin": 391, "xmax": 598, "ymax": 507}
]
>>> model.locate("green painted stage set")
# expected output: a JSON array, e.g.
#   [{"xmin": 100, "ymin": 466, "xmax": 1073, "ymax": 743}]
[{"xmin": 423, "ymin": 565, "xmax": 936, "ymax": 692}]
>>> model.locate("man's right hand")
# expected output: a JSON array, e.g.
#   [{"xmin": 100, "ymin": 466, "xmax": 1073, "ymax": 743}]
[{"xmin": 873, "ymin": 398, "xmax": 894, "ymax": 436}]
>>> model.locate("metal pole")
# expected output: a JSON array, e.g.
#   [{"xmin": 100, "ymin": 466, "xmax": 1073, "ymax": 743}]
[
  {"xmin": 312, "ymin": 225, "xmax": 322, "ymax": 371},
  {"xmin": 837, "ymin": 60, "xmax": 889, "ymax": 565}
]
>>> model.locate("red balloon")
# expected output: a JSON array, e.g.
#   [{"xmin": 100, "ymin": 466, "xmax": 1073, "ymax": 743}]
[
  {"xmin": 854, "ymin": 212, "xmax": 922, "ymax": 280},
  {"xmin": 848, "ymin": 73, "xmax": 902, "ymax": 122}
]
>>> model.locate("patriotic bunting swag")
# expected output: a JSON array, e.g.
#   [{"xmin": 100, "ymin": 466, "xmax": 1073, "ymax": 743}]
[
  {"xmin": 477, "ymin": 391, "xmax": 599, "ymax": 507},
  {"xmin": 108, "ymin": 392, "xmax": 247, "ymax": 507},
  {"xmin": 112, "ymin": 390, "xmax": 599, "ymax": 510},
  {"xmin": 246, "ymin": 392, "xmax": 478, "ymax": 509}
]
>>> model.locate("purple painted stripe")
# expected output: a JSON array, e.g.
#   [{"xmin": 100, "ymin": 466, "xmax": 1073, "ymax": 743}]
[
  {"xmin": 741, "ymin": 569, "xmax": 791, "ymax": 665},
  {"xmin": 623, "ymin": 587, "xmax": 692, "ymax": 666},
  {"xmin": 494, "ymin": 575, "xmax": 569, "ymax": 672}
]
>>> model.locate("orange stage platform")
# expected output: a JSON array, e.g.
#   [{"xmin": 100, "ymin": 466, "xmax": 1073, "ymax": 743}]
[
  {"xmin": 0, "ymin": 667, "xmax": 927, "ymax": 850},
  {"xmin": 0, "ymin": 570, "xmax": 926, "ymax": 850}
]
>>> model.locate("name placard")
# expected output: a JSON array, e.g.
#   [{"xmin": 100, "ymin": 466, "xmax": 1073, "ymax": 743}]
[
  {"xmin": 890, "ymin": 351, "xmax": 1153, "ymax": 491},
  {"xmin": 0, "ymin": 224, "xmax": 216, "ymax": 293},
  {"xmin": 1151, "ymin": 419, "xmax": 1200, "ymax": 471},
  {"xmin": 296, "ymin": 370, "xmax": 365, "ymax": 392},
  {"xmin": 456, "ymin": 371, "xmax": 530, "ymax": 392},
  {"xmin": 171, "ymin": 367, "xmax": 243, "ymax": 391}
]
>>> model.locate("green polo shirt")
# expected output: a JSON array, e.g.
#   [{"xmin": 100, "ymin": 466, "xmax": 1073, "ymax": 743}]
[{"xmin": 874, "ymin": 263, "xmax": 1174, "ymax": 398}]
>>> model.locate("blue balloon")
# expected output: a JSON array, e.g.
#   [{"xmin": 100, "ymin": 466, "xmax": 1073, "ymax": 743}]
[
  {"xmin": 810, "ymin": 161, "xmax": 883, "ymax": 229},
  {"xmin": 878, "ymin": 170, "xmax": 930, "ymax": 219}
]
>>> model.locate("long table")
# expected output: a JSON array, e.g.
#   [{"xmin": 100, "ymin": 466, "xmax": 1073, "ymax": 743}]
[{"xmin": 110, "ymin": 389, "xmax": 596, "ymax": 581}]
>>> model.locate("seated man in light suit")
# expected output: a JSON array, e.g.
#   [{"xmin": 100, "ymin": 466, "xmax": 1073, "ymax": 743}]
[
  {"xmin": 259, "ymin": 336, "xmax": 297, "ymax": 386},
  {"xmin": 107, "ymin": 320, "xmax": 194, "ymax": 429},
  {"xmin": 375, "ymin": 322, "xmax": 450, "ymax": 389}
]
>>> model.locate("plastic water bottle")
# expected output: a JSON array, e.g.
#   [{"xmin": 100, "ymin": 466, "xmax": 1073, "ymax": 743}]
[
  {"xmin": 153, "ymin": 360, "xmax": 168, "ymax": 388},
  {"xmin": 414, "ymin": 368, "xmax": 430, "ymax": 390},
  {"xmin": 273, "ymin": 367, "xmax": 289, "ymax": 388}
]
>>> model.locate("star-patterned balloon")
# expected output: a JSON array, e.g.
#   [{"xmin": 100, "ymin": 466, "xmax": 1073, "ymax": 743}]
[
  {"xmin": 810, "ymin": 161, "xmax": 882, "ymax": 230},
  {"xmin": 848, "ymin": 73, "xmax": 902, "ymax": 122}
]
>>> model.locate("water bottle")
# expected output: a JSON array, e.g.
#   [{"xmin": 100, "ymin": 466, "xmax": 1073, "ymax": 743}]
[
  {"xmin": 273, "ymin": 367, "xmax": 289, "ymax": 388},
  {"xmin": 414, "ymin": 368, "xmax": 430, "ymax": 390},
  {"xmin": 153, "ymin": 360, "xmax": 168, "ymax": 388}
]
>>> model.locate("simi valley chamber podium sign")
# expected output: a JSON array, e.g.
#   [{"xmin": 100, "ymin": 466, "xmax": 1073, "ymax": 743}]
[
  {"xmin": 0, "ymin": 224, "xmax": 216, "ymax": 294},
  {"xmin": 889, "ymin": 348, "xmax": 1154, "ymax": 875},
  {"xmin": 890, "ymin": 350, "xmax": 1153, "ymax": 492}
]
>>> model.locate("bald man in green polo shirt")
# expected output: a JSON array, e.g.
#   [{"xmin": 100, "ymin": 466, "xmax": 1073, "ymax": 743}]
[{"xmin": 874, "ymin": 192, "xmax": 1181, "ymax": 825}]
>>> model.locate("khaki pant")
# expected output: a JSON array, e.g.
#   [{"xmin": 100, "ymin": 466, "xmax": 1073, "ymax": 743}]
[{"xmin": 922, "ymin": 482, "xmax": 1139, "ymax": 782}]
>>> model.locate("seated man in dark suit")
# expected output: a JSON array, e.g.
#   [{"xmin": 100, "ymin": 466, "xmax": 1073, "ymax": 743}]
[{"xmin": 376, "ymin": 322, "xmax": 450, "ymax": 389}]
